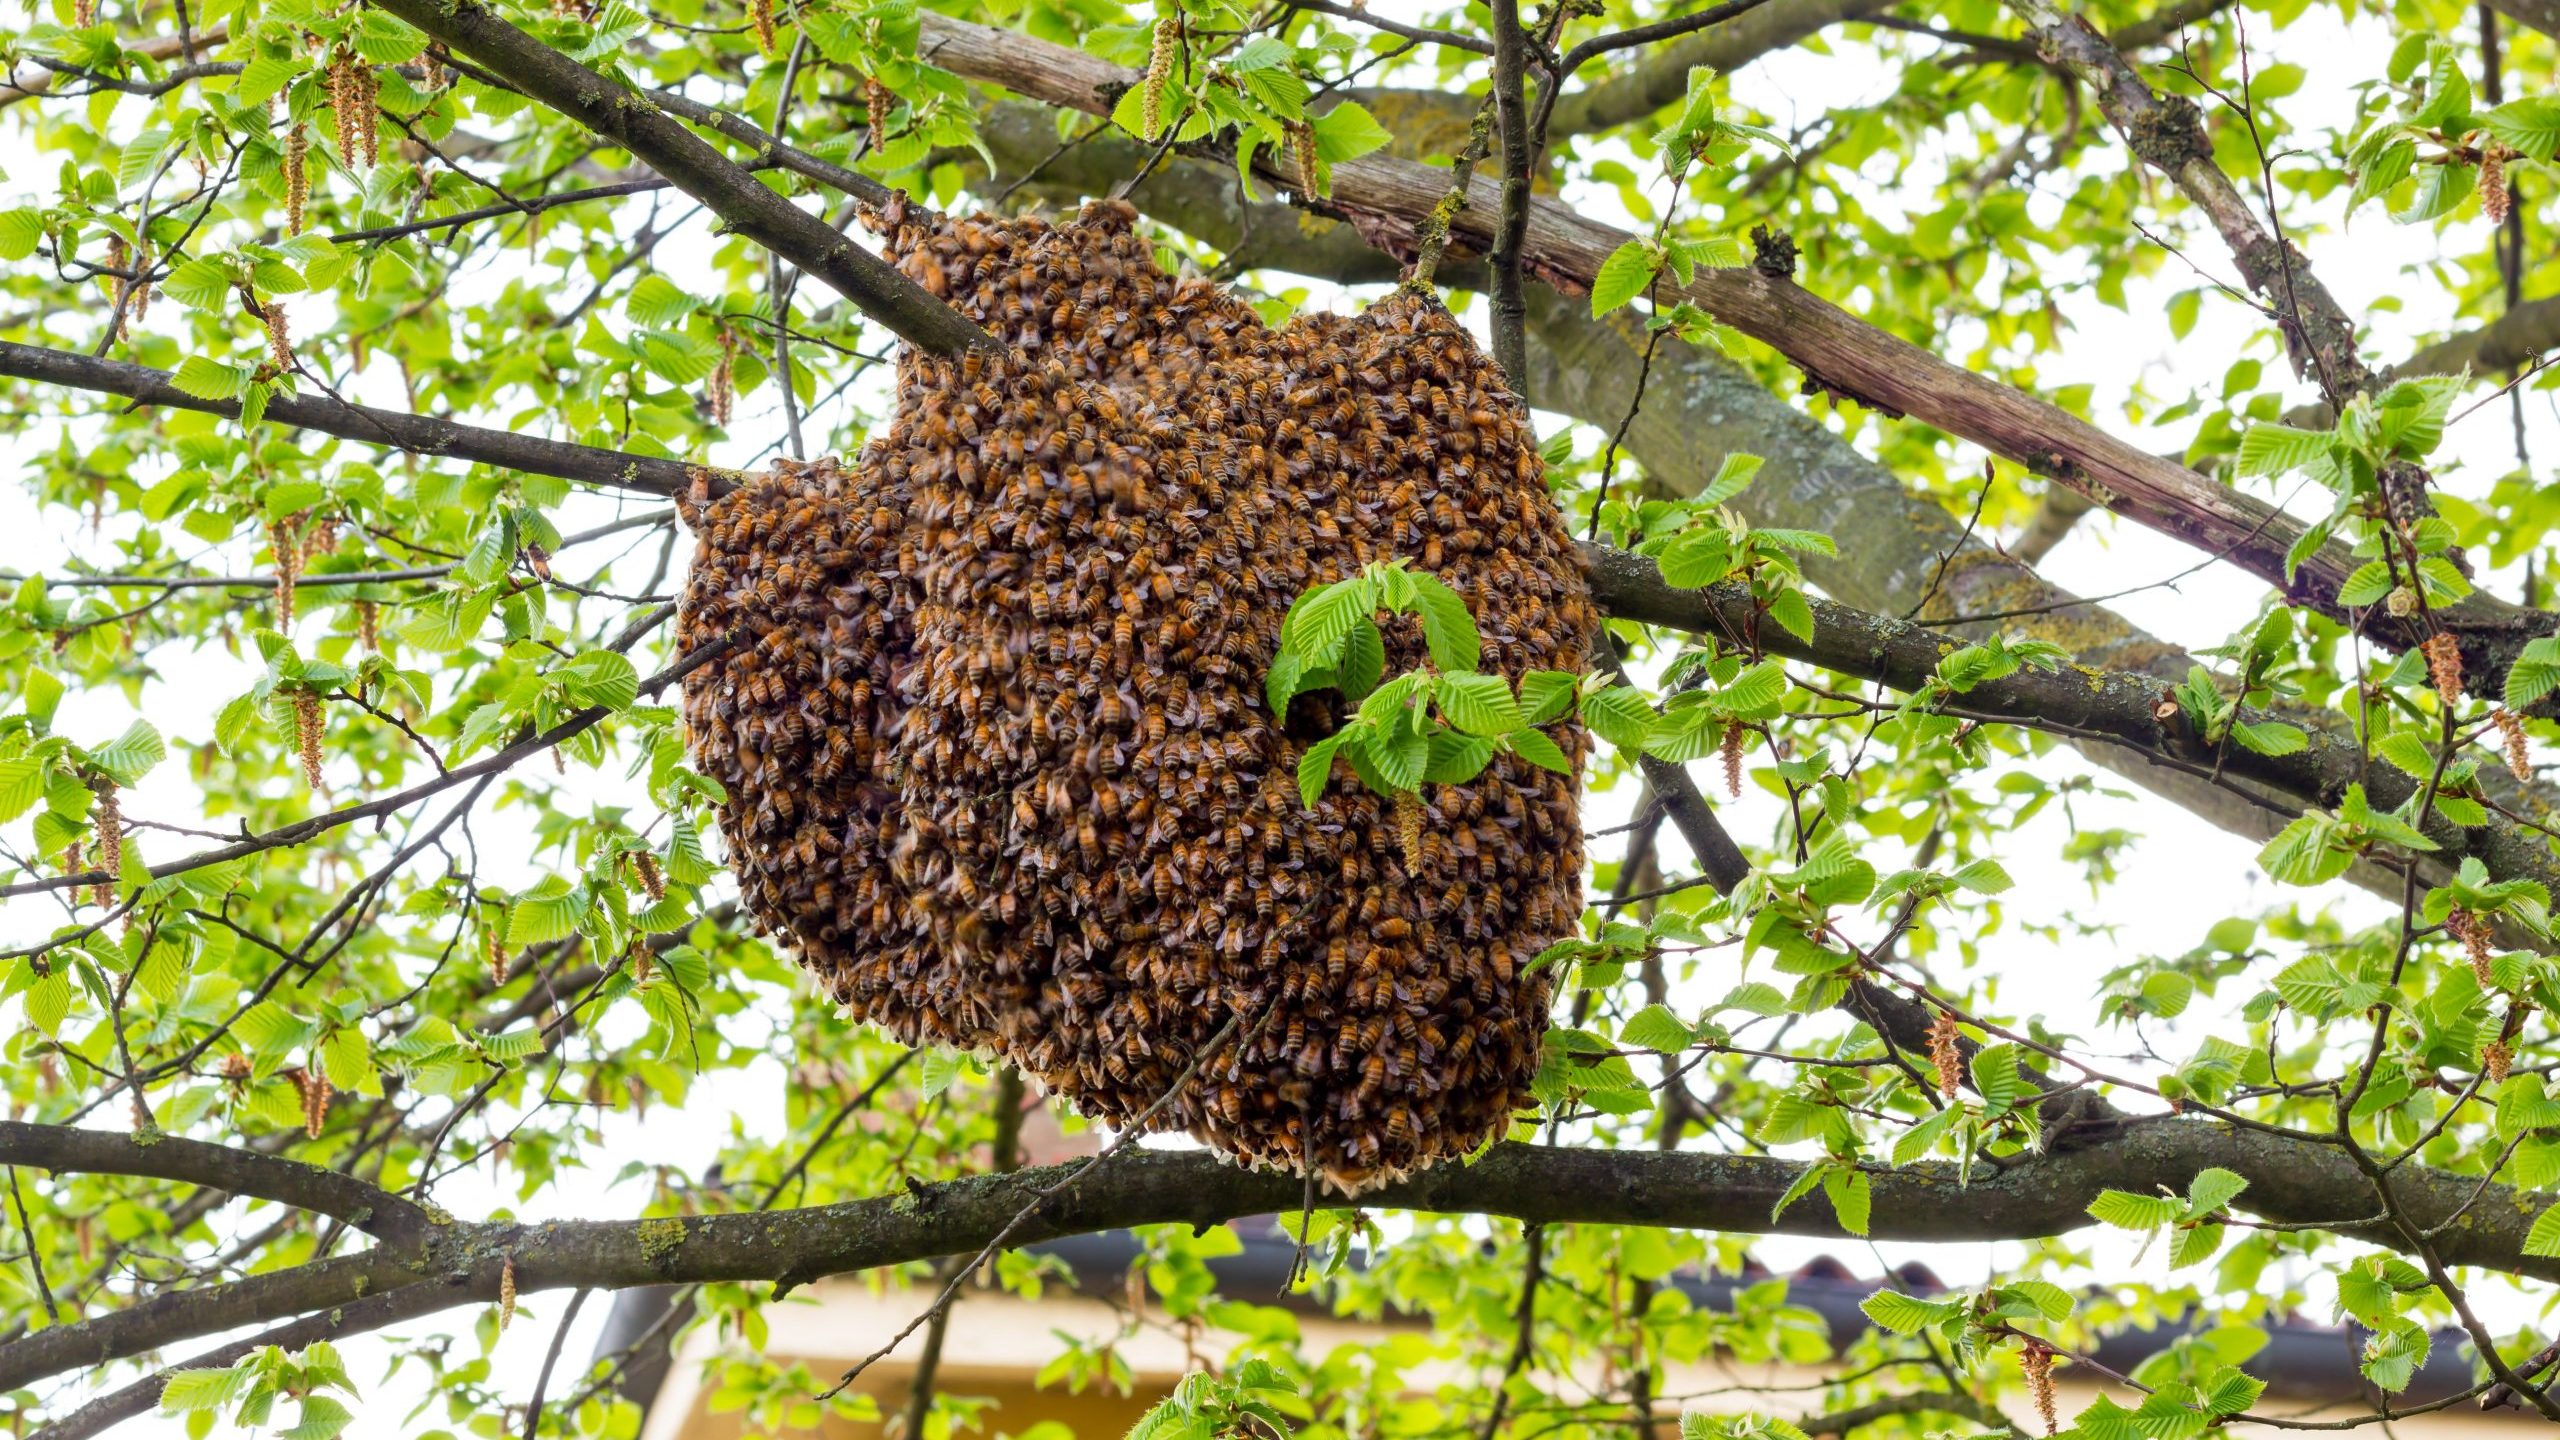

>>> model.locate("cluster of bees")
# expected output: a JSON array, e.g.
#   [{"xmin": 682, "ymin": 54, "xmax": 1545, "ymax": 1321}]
[{"xmin": 678, "ymin": 201, "xmax": 1595, "ymax": 1189}]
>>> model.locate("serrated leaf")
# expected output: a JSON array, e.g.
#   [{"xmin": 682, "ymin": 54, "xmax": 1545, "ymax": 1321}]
[
  {"xmin": 1405, "ymin": 571, "xmax": 1480, "ymax": 673},
  {"xmin": 2089, "ymin": 1189, "xmax": 2183, "ymax": 1229},
  {"xmin": 2508, "ymin": 636, "xmax": 2560, "ymax": 711},
  {"xmin": 1436, "ymin": 671, "xmax": 1522, "ymax": 736},
  {"xmin": 1508, "ymin": 726, "xmax": 1572, "ymax": 774},
  {"xmin": 1619, "ymin": 1003, "xmax": 1694, "ymax": 1053},
  {"xmin": 1582, "ymin": 685, "xmax": 1655, "ymax": 751},
  {"xmin": 169, "ymin": 356, "xmax": 251, "ymax": 401},
  {"xmin": 1860, "ymin": 1289, "xmax": 1958, "ymax": 1335},
  {"xmin": 1592, "ymin": 239, "xmax": 1658, "ymax": 316}
]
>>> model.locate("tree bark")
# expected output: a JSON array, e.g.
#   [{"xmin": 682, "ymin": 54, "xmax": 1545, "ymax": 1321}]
[
  {"xmin": 909, "ymin": 13, "xmax": 2556, "ymax": 693},
  {"xmin": 7, "ymin": 1126, "xmax": 2556, "ymax": 1396}
]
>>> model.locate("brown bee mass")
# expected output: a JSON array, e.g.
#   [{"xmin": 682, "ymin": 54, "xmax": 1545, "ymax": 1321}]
[{"xmin": 678, "ymin": 200, "xmax": 1594, "ymax": 1189}]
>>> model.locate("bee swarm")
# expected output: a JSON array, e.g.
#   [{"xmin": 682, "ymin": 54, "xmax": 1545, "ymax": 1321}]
[{"xmin": 678, "ymin": 200, "xmax": 1593, "ymax": 1190}]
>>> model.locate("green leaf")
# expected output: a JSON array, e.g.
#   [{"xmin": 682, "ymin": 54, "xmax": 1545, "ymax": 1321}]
[
  {"xmin": 169, "ymin": 356, "xmax": 252, "ymax": 402},
  {"xmin": 1949, "ymin": 858, "xmax": 2011, "ymax": 894},
  {"xmin": 160, "ymin": 1364, "xmax": 254, "ymax": 1414},
  {"xmin": 1421, "ymin": 730, "xmax": 1496, "ymax": 785},
  {"xmin": 1282, "ymin": 576, "xmax": 1373, "ymax": 671},
  {"xmin": 1336, "ymin": 616, "xmax": 1385, "ymax": 700},
  {"xmin": 2508, "ymin": 637, "xmax": 2560, "ymax": 711},
  {"xmin": 0, "ymin": 209, "xmax": 42, "ymax": 261},
  {"xmin": 1822, "ymin": 1167, "xmax": 1870, "ymax": 1236},
  {"xmin": 1405, "ymin": 571, "xmax": 1480, "ymax": 673},
  {"xmin": 2197, "ymin": 1366, "xmax": 2264, "ymax": 1417},
  {"xmin": 352, "ymin": 9, "xmax": 429, "ymax": 63},
  {"xmin": 1517, "ymin": 670, "xmax": 1578, "ymax": 726},
  {"xmin": 1860, "ymin": 1289, "xmax": 1957, "ymax": 1335},
  {"xmin": 1308, "ymin": 102, "xmax": 1390, "ymax": 163},
  {"xmin": 2233, "ymin": 423, "xmax": 2331, "ymax": 478},
  {"xmin": 1436, "ymin": 671, "xmax": 1522, "ymax": 736},
  {"xmin": 1508, "ymin": 726, "xmax": 1572, "ymax": 775},
  {"xmin": 2483, "ymin": 96, "xmax": 2560, "ymax": 161},
  {"xmin": 1296, "ymin": 731, "xmax": 1350, "ymax": 807},
  {"xmin": 506, "ymin": 879, "xmax": 589, "ymax": 947},
  {"xmin": 2185, "ymin": 1168, "xmax": 2247, "ymax": 1217},
  {"xmin": 2522, "ymin": 1204, "xmax": 2560, "ymax": 1258},
  {"xmin": 555, "ymin": 650, "xmax": 640, "ymax": 710},
  {"xmin": 1582, "ymin": 685, "xmax": 1655, "ymax": 751},
  {"xmin": 2334, "ymin": 560, "xmax": 2393, "ymax": 609},
  {"xmin": 1715, "ymin": 659, "xmax": 1789, "ymax": 720},
  {"xmin": 0, "ymin": 757, "xmax": 48, "ymax": 823},
  {"xmin": 624, "ymin": 274, "xmax": 701, "ymax": 327},
  {"xmin": 2361, "ymin": 1322, "xmax": 2431, "ymax": 1393},
  {"xmin": 1968, "ymin": 1042, "xmax": 2023, "ymax": 1113},
  {"xmin": 89, "ymin": 720, "xmax": 166, "ymax": 785},
  {"xmin": 2089, "ymin": 1189, "xmax": 2183, "ymax": 1229},
  {"xmin": 1591, "ymin": 239, "xmax": 1659, "ymax": 316},
  {"xmin": 1619, "ymin": 1003, "xmax": 1694, "ymax": 1053},
  {"xmin": 2258, "ymin": 812, "xmax": 2352, "ymax": 887}
]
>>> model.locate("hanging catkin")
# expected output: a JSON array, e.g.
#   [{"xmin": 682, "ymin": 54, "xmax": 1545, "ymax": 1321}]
[{"xmin": 678, "ymin": 201, "xmax": 1592, "ymax": 1189}]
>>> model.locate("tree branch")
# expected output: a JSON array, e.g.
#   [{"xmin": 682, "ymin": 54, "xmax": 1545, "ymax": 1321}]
[
  {"xmin": 9, "ymin": 1130, "xmax": 2557, "ymax": 1396},
  {"xmin": 360, "ymin": 0, "xmax": 987, "ymax": 355},
  {"xmin": 2004, "ymin": 0, "xmax": 2371, "ymax": 405},
  {"xmin": 906, "ymin": 13, "xmax": 2555, "ymax": 694},
  {"xmin": 0, "ymin": 1121, "xmax": 430, "ymax": 1245},
  {"xmin": 0, "ymin": 623, "xmax": 722, "ymax": 903},
  {"xmin": 0, "ymin": 339, "xmax": 708, "ymax": 497},
  {"xmin": 7, "ymin": 328, "xmax": 2552, "ymax": 907}
]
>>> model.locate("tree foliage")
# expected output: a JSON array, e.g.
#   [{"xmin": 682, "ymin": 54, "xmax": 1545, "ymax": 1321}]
[{"xmin": 5, "ymin": 0, "xmax": 2560, "ymax": 1436}]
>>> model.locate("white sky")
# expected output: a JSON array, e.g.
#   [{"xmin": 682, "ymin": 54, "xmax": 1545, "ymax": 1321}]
[{"xmin": 1, "ymin": 1, "xmax": 2550, "ymax": 1432}]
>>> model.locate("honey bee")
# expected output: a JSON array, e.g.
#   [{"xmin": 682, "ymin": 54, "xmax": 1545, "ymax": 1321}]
[{"xmin": 677, "ymin": 213, "xmax": 1592, "ymax": 1187}]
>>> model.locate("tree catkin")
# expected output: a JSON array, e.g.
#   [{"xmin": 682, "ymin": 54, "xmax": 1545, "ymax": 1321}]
[
  {"xmin": 1927, "ymin": 1011, "xmax": 1962, "ymax": 1098},
  {"xmin": 631, "ymin": 850, "xmax": 667, "ymax": 902},
  {"xmin": 263, "ymin": 300, "xmax": 293, "ymax": 371},
  {"xmin": 865, "ymin": 77, "xmax": 891, "ymax": 144},
  {"xmin": 90, "ymin": 782, "xmax": 121, "ymax": 908},
  {"xmin": 2481, "ymin": 149, "xmax": 2513, "ymax": 225},
  {"xmin": 2449, "ymin": 907, "xmax": 2495, "ymax": 986},
  {"xmin": 2495, "ymin": 707, "xmax": 2532, "ymax": 783},
  {"xmin": 2020, "ymin": 1342, "xmax": 2057, "ymax": 1436},
  {"xmin": 678, "ymin": 201, "xmax": 1593, "ymax": 1190},
  {"xmin": 293, "ymin": 690, "xmax": 325, "ymax": 788},
  {"xmin": 2421, "ymin": 631, "xmax": 2462, "ymax": 709},
  {"xmin": 284, "ymin": 124, "xmax": 310, "ymax": 235},
  {"xmin": 1142, "ymin": 17, "xmax": 1176, "ymax": 138},
  {"xmin": 270, "ymin": 515, "xmax": 301, "ymax": 628}
]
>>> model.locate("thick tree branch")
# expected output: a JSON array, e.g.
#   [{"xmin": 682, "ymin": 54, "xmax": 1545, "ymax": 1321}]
[
  {"xmin": 8, "ymin": 1130, "xmax": 2556, "ymax": 1396},
  {"xmin": 359, "ymin": 0, "xmax": 987, "ymax": 355},
  {"xmin": 8, "ymin": 335, "xmax": 2551, "ymax": 906},
  {"xmin": 908, "ymin": 14, "xmax": 2556, "ymax": 693},
  {"xmin": 2486, "ymin": 0, "xmax": 2560, "ymax": 39},
  {"xmin": 2283, "ymin": 294, "xmax": 2560, "ymax": 430},
  {"xmin": 2004, "ymin": 0, "xmax": 2372, "ymax": 406},
  {"xmin": 0, "ymin": 1122, "xmax": 430, "ymax": 1245},
  {"xmin": 0, "ymin": 340, "xmax": 709, "ymax": 497},
  {"xmin": 1585, "ymin": 546, "xmax": 2560, "ymax": 902},
  {"xmin": 1542, "ymin": 0, "xmax": 1899, "ymax": 137}
]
